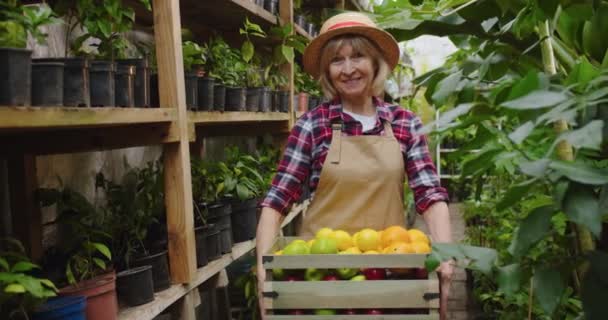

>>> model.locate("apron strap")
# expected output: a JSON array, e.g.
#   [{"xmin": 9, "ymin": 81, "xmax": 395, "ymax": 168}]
[
  {"xmin": 330, "ymin": 122, "xmax": 342, "ymax": 164},
  {"xmin": 383, "ymin": 120, "xmax": 395, "ymax": 138}
]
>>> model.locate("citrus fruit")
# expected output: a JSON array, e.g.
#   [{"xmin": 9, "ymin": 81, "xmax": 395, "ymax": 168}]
[
  {"xmin": 355, "ymin": 228, "xmax": 380, "ymax": 252},
  {"xmin": 307, "ymin": 239, "xmax": 316, "ymax": 248},
  {"xmin": 341, "ymin": 246, "xmax": 362, "ymax": 254},
  {"xmin": 411, "ymin": 241, "xmax": 431, "ymax": 254},
  {"xmin": 364, "ymin": 250, "xmax": 379, "ymax": 254},
  {"xmin": 283, "ymin": 242, "xmax": 310, "ymax": 255},
  {"xmin": 331, "ymin": 230, "xmax": 353, "ymax": 251},
  {"xmin": 310, "ymin": 237, "xmax": 338, "ymax": 254},
  {"xmin": 316, "ymin": 227, "xmax": 334, "ymax": 239},
  {"xmin": 381, "ymin": 226, "xmax": 410, "ymax": 248},
  {"xmin": 383, "ymin": 241, "xmax": 413, "ymax": 254},
  {"xmin": 274, "ymin": 250, "xmax": 283, "ymax": 255},
  {"xmin": 408, "ymin": 229, "xmax": 430, "ymax": 245},
  {"xmin": 291, "ymin": 239, "xmax": 307, "ymax": 246}
]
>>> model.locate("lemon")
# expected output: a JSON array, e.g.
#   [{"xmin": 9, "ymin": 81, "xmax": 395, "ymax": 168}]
[
  {"xmin": 274, "ymin": 250, "xmax": 283, "ymax": 255},
  {"xmin": 364, "ymin": 250, "xmax": 379, "ymax": 254},
  {"xmin": 411, "ymin": 241, "xmax": 431, "ymax": 254},
  {"xmin": 331, "ymin": 230, "xmax": 353, "ymax": 251},
  {"xmin": 408, "ymin": 229, "xmax": 430, "ymax": 245},
  {"xmin": 307, "ymin": 239, "xmax": 315, "ymax": 248},
  {"xmin": 355, "ymin": 228, "xmax": 380, "ymax": 252},
  {"xmin": 341, "ymin": 246, "xmax": 362, "ymax": 254},
  {"xmin": 316, "ymin": 227, "xmax": 334, "ymax": 239}
]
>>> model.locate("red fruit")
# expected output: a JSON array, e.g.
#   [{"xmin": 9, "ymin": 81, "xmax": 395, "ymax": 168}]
[
  {"xmin": 366, "ymin": 309, "xmax": 383, "ymax": 315},
  {"xmin": 362, "ymin": 268, "xmax": 386, "ymax": 280},
  {"xmin": 322, "ymin": 274, "xmax": 339, "ymax": 281},
  {"xmin": 414, "ymin": 267, "xmax": 428, "ymax": 279},
  {"xmin": 341, "ymin": 309, "xmax": 357, "ymax": 314},
  {"xmin": 285, "ymin": 275, "xmax": 303, "ymax": 281},
  {"xmin": 288, "ymin": 309, "xmax": 305, "ymax": 315}
]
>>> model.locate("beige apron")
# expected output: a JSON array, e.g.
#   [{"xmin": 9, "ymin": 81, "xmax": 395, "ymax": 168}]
[{"xmin": 298, "ymin": 120, "xmax": 406, "ymax": 236}]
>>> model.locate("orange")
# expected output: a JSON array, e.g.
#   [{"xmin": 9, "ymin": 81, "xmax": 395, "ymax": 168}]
[
  {"xmin": 381, "ymin": 226, "xmax": 410, "ymax": 248},
  {"xmin": 408, "ymin": 229, "xmax": 430, "ymax": 245},
  {"xmin": 411, "ymin": 241, "xmax": 431, "ymax": 254},
  {"xmin": 364, "ymin": 250, "xmax": 379, "ymax": 254},
  {"xmin": 383, "ymin": 241, "xmax": 413, "ymax": 254},
  {"xmin": 355, "ymin": 229, "xmax": 380, "ymax": 252}
]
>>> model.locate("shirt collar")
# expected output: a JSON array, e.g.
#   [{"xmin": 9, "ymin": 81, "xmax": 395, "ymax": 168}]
[{"xmin": 328, "ymin": 97, "xmax": 394, "ymax": 123}]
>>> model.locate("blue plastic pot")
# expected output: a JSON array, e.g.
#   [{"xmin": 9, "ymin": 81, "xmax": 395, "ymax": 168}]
[{"xmin": 33, "ymin": 296, "xmax": 86, "ymax": 320}]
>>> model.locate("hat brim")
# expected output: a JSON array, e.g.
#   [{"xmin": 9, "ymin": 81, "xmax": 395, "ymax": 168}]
[{"xmin": 303, "ymin": 26, "xmax": 400, "ymax": 79}]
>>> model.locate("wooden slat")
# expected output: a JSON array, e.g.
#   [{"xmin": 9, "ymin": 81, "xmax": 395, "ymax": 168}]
[
  {"xmin": 188, "ymin": 111, "xmax": 289, "ymax": 124},
  {"xmin": 268, "ymin": 314, "xmax": 439, "ymax": 320},
  {"xmin": 263, "ymin": 253, "xmax": 427, "ymax": 269},
  {"xmin": 263, "ymin": 280, "xmax": 440, "ymax": 309},
  {"xmin": 7, "ymin": 154, "xmax": 42, "ymax": 261},
  {"xmin": 0, "ymin": 107, "xmax": 175, "ymax": 131},
  {"xmin": 294, "ymin": 23, "xmax": 313, "ymax": 40},
  {"xmin": 154, "ymin": 0, "xmax": 197, "ymax": 284},
  {"xmin": 117, "ymin": 240, "xmax": 256, "ymax": 320}
]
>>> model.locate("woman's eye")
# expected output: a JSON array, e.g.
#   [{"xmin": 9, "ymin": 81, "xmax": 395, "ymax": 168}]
[
  {"xmin": 331, "ymin": 57, "xmax": 344, "ymax": 63},
  {"xmin": 352, "ymin": 52, "xmax": 363, "ymax": 58}
]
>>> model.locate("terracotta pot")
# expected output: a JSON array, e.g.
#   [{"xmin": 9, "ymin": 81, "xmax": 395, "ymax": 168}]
[
  {"xmin": 59, "ymin": 272, "xmax": 118, "ymax": 320},
  {"xmin": 297, "ymin": 92, "xmax": 309, "ymax": 113}
]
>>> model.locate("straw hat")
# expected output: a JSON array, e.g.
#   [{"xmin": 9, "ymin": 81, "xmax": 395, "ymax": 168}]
[{"xmin": 303, "ymin": 12, "xmax": 400, "ymax": 79}]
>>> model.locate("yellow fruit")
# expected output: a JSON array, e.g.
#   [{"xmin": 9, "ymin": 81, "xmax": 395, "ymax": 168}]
[
  {"xmin": 331, "ymin": 230, "xmax": 353, "ymax": 251},
  {"xmin": 411, "ymin": 241, "xmax": 431, "ymax": 254},
  {"xmin": 381, "ymin": 226, "xmax": 410, "ymax": 248},
  {"xmin": 307, "ymin": 239, "xmax": 315, "ymax": 248},
  {"xmin": 316, "ymin": 227, "xmax": 334, "ymax": 239},
  {"xmin": 364, "ymin": 250, "xmax": 379, "ymax": 254},
  {"xmin": 274, "ymin": 250, "xmax": 283, "ymax": 255},
  {"xmin": 341, "ymin": 246, "xmax": 362, "ymax": 254},
  {"xmin": 355, "ymin": 228, "xmax": 380, "ymax": 252},
  {"xmin": 408, "ymin": 229, "xmax": 430, "ymax": 245},
  {"xmin": 384, "ymin": 242, "xmax": 414, "ymax": 254}
]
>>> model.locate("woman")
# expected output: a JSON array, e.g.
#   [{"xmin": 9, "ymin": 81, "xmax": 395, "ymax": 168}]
[{"xmin": 256, "ymin": 12, "xmax": 453, "ymax": 318}]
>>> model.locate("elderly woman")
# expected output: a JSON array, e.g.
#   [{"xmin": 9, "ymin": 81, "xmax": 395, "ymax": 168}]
[{"xmin": 256, "ymin": 12, "xmax": 453, "ymax": 318}]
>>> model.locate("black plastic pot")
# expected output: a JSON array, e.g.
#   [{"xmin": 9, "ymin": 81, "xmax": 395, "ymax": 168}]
[
  {"xmin": 150, "ymin": 73, "xmax": 159, "ymax": 108},
  {"xmin": 117, "ymin": 59, "xmax": 150, "ymax": 107},
  {"xmin": 207, "ymin": 203, "xmax": 233, "ymax": 254},
  {"xmin": 295, "ymin": 15, "xmax": 306, "ymax": 28},
  {"xmin": 198, "ymin": 77, "xmax": 214, "ymax": 111},
  {"xmin": 64, "ymin": 58, "xmax": 90, "ymax": 107},
  {"xmin": 229, "ymin": 198, "xmax": 258, "ymax": 243},
  {"xmin": 89, "ymin": 60, "xmax": 116, "ymax": 107},
  {"xmin": 259, "ymin": 87, "xmax": 272, "ymax": 112},
  {"xmin": 31, "ymin": 62, "xmax": 64, "ymax": 106},
  {"xmin": 195, "ymin": 223, "xmax": 221, "ymax": 268},
  {"xmin": 306, "ymin": 22, "xmax": 315, "ymax": 36},
  {"xmin": 246, "ymin": 87, "xmax": 261, "ymax": 112},
  {"xmin": 264, "ymin": 0, "xmax": 278, "ymax": 14},
  {"xmin": 205, "ymin": 223, "xmax": 222, "ymax": 261},
  {"xmin": 185, "ymin": 71, "xmax": 198, "ymax": 109},
  {"xmin": 213, "ymin": 84, "xmax": 226, "ymax": 111},
  {"xmin": 114, "ymin": 64, "xmax": 135, "ymax": 107},
  {"xmin": 0, "ymin": 47, "xmax": 31, "ymax": 106},
  {"xmin": 272, "ymin": 90, "xmax": 280, "ymax": 112},
  {"xmin": 225, "ymin": 86, "xmax": 246, "ymax": 111},
  {"xmin": 254, "ymin": 0, "xmax": 264, "ymax": 7},
  {"xmin": 278, "ymin": 90, "xmax": 289, "ymax": 112},
  {"xmin": 132, "ymin": 251, "xmax": 171, "ymax": 292},
  {"xmin": 116, "ymin": 265, "xmax": 154, "ymax": 307}
]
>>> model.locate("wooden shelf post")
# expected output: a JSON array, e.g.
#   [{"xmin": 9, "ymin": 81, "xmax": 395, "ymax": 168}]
[{"xmin": 153, "ymin": 0, "xmax": 197, "ymax": 286}]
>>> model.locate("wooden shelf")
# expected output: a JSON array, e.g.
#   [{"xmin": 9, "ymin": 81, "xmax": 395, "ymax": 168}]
[
  {"xmin": 118, "ymin": 240, "xmax": 256, "ymax": 320},
  {"xmin": 190, "ymin": 111, "xmax": 291, "ymax": 136},
  {"xmin": 294, "ymin": 24, "xmax": 313, "ymax": 40},
  {"xmin": 189, "ymin": 111, "xmax": 289, "ymax": 124},
  {"xmin": 0, "ymin": 107, "xmax": 176, "ymax": 131}
]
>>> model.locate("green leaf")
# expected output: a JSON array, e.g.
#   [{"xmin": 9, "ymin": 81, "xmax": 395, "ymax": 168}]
[
  {"xmin": 4, "ymin": 283, "xmax": 26, "ymax": 293},
  {"xmin": 565, "ymin": 58, "xmax": 600, "ymax": 88},
  {"xmin": 563, "ymin": 183, "xmax": 602, "ymax": 238},
  {"xmin": 92, "ymin": 258, "xmax": 106, "ymax": 271},
  {"xmin": 507, "ymin": 205, "xmax": 555, "ymax": 258},
  {"xmin": 281, "ymin": 45, "xmax": 294, "ymax": 63},
  {"xmin": 425, "ymin": 251, "xmax": 441, "ymax": 272},
  {"xmin": 549, "ymin": 161, "xmax": 608, "ymax": 185},
  {"xmin": 519, "ymin": 159, "xmax": 550, "ymax": 177},
  {"xmin": 554, "ymin": 120, "xmax": 603, "ymax": 151},
  {"xmin": 461, "ymin": 148, "xmax": 502, "ymax": 176},
  {"xmin": 92, "ymin": 242, "xmax": 112, "ymax": 260},
  {"xmin": 66, "ymin": 264, "xmax": 76, "ymax": 285},
  {"xmin": 431, "ymin": 71, "xmax": 463, "ymax": 105},
  {"xmin": 97, "ymin": 20, "xmax": 112, "ymax": 39},
  {"xmin": 508, "ymin": 121, "xmax": 535, "ymax": 144},
  {"xmin": 432, "ymin": 243, "xmax": 497, "ymax": 275},
  {"xmin": 496, "ymin": 179, "xmax": 536, "ymax": 211},
  {"xmin": 507, "ymin": 71, "xmax": 539, "ymax": 100},
  {"xmin": 533, "ymin": 268, "xmax": 565, "ymax": 315},
  {"xmin": 0, "ymin": 258, "xmax": 9, "ymax": 271},
  {"xmin": 11, "ymin": 261, "xmax": 39, "ymax": 273},
  {"xmin": 497, "ymin": 264, "xmax": 521, "ymax": 297},
  {"xmin": 582, "ymin": 251, "xmax": 608, "ymax": 320},
  {"xmin": 501, "ymin": 90, "xmax": 568, "ymax": 109},
  {"xmin": 241, "ymin": 41, "xmax": 254, "ymax": 63}
]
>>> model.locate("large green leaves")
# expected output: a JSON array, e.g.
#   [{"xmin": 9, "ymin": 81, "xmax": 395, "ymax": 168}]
[
  {"xmin": 508, "ymin": 205, "xmax": 555, "ymax": 258},
  {"xmin": 533, "ymin": 268, "xmax": 565, "ymax": 315},
  {"xmin": 496, "ymin": 179, "xmax": 536, "ymax": 211},
  {"xmin": 549, "ymin": 161, "xmax": 608, "ymax": 185},
  {"xmin": 562, "ymin": 183, "xmax": 602, "ymax": 238},
  {"xmin": 427, "ymin": 243, "xmax": 498, "ymax": 275},
  {"xmin": 582, "ymin": 251, "xmax": 608, "ymax": 320},
  {"xmin": 497, "ymin": 264, "xmax": 521, "ymax": 297},
  {"xmin": 501, "ymin": 90, "xmax": 569, "ymax": 109},
  {"xmin": 553, "ymin": 120, "xmax": 603, "ymax": 151}
]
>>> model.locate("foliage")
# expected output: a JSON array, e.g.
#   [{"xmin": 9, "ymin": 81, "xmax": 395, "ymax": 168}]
[
  {"xmin": 0, "ymin": 1, "xmax": 59, "ymax": 48},
  {"xmin": 239, "ymin": 17, "xmax": 266, "ymax": 63},
  {"xmin": 254, "ymin": 139, "xmax": 281, "ymax": 193},
  {"xmin": 182, "ymin": 40, "xmax": 207, "ymax": 72},
  {"xmin": 0, "ymin": 239, "xmax": 57, "ymax": 319},
  {"xmin": 373, "ymin": 0, "xmax": 608, "ymax": 318},
  {"xmin": 206, "ymin": 36, "xmax": 247, "ymax": 87},
  {"xmin": 295, "ymin": 63, "xmax": 321, "ymax": 96},
  {"xmin": 191, "ymin": 156, "xmax": 225, "ymax": 206},
  {"xmin": 38, "ymin": 187, "xmax": 112, "ymax": 285},
  {"xmin": 95, "ymin": 161, "xmax": 164, "ymax": 269},
  {"xmin": 262, "ymin": 22, "xmax": 309, "ymax": 89},
  {"xmin": 235, "ymin": 264, "xmax": 260, "ymax": 320}
]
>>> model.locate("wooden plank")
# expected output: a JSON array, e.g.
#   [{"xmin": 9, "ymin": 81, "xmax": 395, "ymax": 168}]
[
  {"xmin": 267, "ymin": 314, "xmax": 440, "ymax": 320},
  {"xmin": 118, "ymin": 240, "xmax": 256, "ymax": 320},
  {"xmin": 263, "ymin": 280, "xmax": 440, "ymax": 309},
  {"xmin": 189, "ymin": 111, "xmax": 289, "ymax": 124},
  {"xmin": 178, "ymin": 291, "xmax": 196, "ymax": 320},
  {"xmin": 294, "ymin": 23, "xmax": 313, "ymax": 40},
  {"xmin": 7, "ymin": 154, "xmax": 42, "ymax": 261},
  {"xmin": 263, "ymin": 253, "xmax": 428, "ymax": 269},
  {"xmin": 154, "ymin": 0, "xmax": 197, "ymax": 284},
  {"xmin": 0, "ymin": 107, "xmax": 175, "ymax": 131},
  {"xmin": 0, "ymin": 123, "xmax": 184, "ymax": 155},
  {"xmin": 195, "ymin": 121, "xmax": 290, "ymax": 137}
]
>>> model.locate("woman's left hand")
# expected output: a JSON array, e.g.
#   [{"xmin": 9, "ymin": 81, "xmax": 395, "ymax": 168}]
[{"xmin": 438, "ymin": 260, "xmax": 454, "ymax": 320}]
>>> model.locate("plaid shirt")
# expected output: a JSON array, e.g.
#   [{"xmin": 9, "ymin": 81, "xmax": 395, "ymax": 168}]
[{"xmin": 261, "ymin": 97, "xmax": 448, "ymax": 215}]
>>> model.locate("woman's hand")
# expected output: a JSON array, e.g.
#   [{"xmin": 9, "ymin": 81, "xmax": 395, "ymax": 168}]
[
  {"xmin": 257, "ymin": 263, "xmax": 267, "ymax": 320},
  {"xmin": 438, "ymin": 260, "xmax": 454, "ymax": 320}
]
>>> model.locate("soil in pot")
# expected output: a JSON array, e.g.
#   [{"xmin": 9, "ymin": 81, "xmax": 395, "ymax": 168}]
[
  {"xmin": 225, "ymin": 86, "xmax": 246, "ymax": 111},
  {"xmin": 207, "ymin": 203, "xmax": 233, "ymax": 254},
  {"xmin": 259, "ymin": 87, "xmax": 272, "ymax": 112},
  {"xmin": 185, "ymin": 71, "xmax": 198, "ymax": 109},
  {"xmin": 198, "ymin": 76, "xmax": 214, "ymax": 111},
  {"xmin": 59, "ymin": 272, "xmax": 118, "ymax": 320},
  {"xmin": 33, "ymin": 296, "xmax": 86, "ymax": 320},
  {"xmin": 31, "ymin": 61, "xmax": 64, "ymax": 106},
  {"xmin": 117, "ymin": 59, "xmax": 150, "ymax": 107},
  {"xmin": 114, "ymin": 64, "xmax": 135, "ymax": 107},
  {"xmin": 213, "ymin": 83, "xmax": 226, "ymax": 111},
  {"xmin": 150, "ymin": 73, "xmax": 159, "ymax": 108},
  {"xmin": 278, "ymin": 90, "xmax": 289, "ymax": 112},
  {"xmin": 116, "ymin": 266, "xmax": 154, "ymax": 307},
  {"xmin": 229, "ymin": 198, "xmax": 258, "ymax": 243},
  {"xmin": 0, "ymin": 48, "xmax": 31, "ymax": 106},
  {"xmin": 89, "ymin": 60, "xmax": 116, "ymax": 107},
  {"xmin": 263, "ymin": 0, "xmax": 278, "ymax": 14},
  {"xmin": 245, "ymin": 87, "xmax": 261, "ymax": 112},
  {"xmin": 132, "ymin": 251, "xmax": 171, "ymax": 292}
]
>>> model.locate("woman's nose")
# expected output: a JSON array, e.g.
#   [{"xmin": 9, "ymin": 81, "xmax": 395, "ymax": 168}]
[{"xmin": 342, "ymin": 59, "xmax": 355, "ymax": 74}]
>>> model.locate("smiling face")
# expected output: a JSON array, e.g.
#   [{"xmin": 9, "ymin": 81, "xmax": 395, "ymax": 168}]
[{"xmin": 328, "ymin": 44, "xmax": 375, "ymax": 103}]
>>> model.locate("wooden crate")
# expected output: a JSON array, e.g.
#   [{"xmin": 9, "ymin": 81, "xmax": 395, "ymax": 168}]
[{"xmin": 262, "ymin": 237, "xmax": 440, "ymax": 319}]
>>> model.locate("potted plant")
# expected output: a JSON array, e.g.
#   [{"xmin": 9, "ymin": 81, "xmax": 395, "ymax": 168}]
[
  {"xmin": 38, "ymin": 187, "xmax": 117, "ymax": 320},
  {"xmin": 240, "ymin": 18, "xmax": 266, "ymax": 112},
  {"xmin": 182, "ymin": 40, "xmax": 205, "ymax": 109},
  {"xmin": 222, "ymin": 46, "xmax": 248, "ymax": 111},
  {"xmin": 0, "ymin": 238, "xmax": 63, "ymax": 320},
  {"xmin": 0, "ymin": 2, "xmax": 58, "ymax": 106},
  {"xmin": 206, "ymin": 36, "xmax": 232, "ymax": 111}
]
